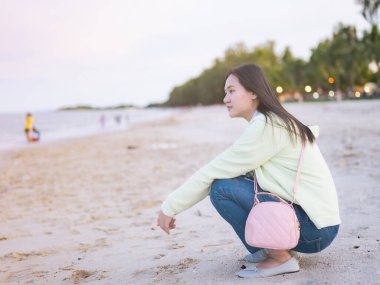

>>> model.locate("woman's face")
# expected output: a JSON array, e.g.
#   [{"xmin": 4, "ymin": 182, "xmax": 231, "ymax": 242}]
[{"xmin": 223, "ymin": 74, "xmax": 258, "ymax": 121}]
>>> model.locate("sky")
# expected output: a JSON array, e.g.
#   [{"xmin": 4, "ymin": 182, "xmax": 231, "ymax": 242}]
[{"xmin": 0, "ymin": 0, "xmax": 370, "ymax": 113}]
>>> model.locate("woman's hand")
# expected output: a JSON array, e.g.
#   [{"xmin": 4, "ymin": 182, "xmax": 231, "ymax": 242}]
[{"xmin": 157, "ymin": 210, "xmax": 176, "ymax": 234}]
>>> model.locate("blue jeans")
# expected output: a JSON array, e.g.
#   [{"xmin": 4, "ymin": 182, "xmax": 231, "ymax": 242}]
[{"xmin": 209, "ymin": 176, "xmax": 339, "ymax": 254}]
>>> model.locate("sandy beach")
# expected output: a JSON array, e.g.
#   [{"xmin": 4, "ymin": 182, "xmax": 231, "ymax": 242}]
[{"xmin": 1, "ymin": 100, "xmax": 380, "ymax": 284}]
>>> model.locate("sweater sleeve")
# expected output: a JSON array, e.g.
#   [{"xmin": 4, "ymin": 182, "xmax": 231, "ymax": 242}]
[{"xmin": 161, "ymin": 117, "xmax": 289, "ymax": 217}]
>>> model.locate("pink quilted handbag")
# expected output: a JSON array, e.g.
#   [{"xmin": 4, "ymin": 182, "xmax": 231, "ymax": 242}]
[{"xmin": 245, "ymin": 146, "xmax": 305, "ymax": 250}]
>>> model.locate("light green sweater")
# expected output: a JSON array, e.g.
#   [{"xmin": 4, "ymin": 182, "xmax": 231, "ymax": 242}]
[{"xmin": 161, "ymin": 112, "xmax": 341, "ymax": 229}]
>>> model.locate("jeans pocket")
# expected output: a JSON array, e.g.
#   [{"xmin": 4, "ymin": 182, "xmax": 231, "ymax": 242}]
[
  {"xmin": 295, "ymin": 237, "xmax": 322, "ymax": 253},
  {"xmin": 295, "ymin": 218, "xmax": 323, "ymax": 253}
]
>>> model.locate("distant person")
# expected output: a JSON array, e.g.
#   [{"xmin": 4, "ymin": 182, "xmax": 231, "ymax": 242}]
[
  {"xmin": 100, "ymin": 114, "xmax": 106, "ymax": 128},
  {"xmin": 157, "ymin": 64, "xmax": 340, "ymax": 278},
  {"xmin": 115, "ymin": 115, "xmax": 122, "ymax": 125},
  {"xmin": 24, "ymin": 113, "xmax": 40, "ymax": 142}
]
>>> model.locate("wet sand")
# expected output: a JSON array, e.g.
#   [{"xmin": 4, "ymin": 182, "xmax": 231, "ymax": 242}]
[{"xmin": 1, "ymin": 100, "xmax": 379, "ymax": 284}]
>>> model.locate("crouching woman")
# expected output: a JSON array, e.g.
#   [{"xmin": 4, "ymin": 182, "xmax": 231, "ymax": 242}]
[{"xmin": 157, "ymin": 64, "xmax": 340, "ymax": 278}]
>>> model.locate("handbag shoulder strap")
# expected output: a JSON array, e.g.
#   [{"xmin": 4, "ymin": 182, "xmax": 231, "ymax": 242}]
[
  {"xmin": 292, "ymin": 144, "xmax": 306, "ymax": 201},
  {"xmin": 253, "ymin": 144, "xmax": 306, "ymax": 205}
]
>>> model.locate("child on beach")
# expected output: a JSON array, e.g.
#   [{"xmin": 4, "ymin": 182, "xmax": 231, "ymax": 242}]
[
  {"xmin": 24, "ymin": 113, "xmax": 40, "ymax": 142},
  {"xmin": 157, "ymin": 64, "xmax": 341, "ymax": 278}
]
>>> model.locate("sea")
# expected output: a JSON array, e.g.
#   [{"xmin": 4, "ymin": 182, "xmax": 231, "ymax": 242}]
[{"xmin": 0, "ymin": 108, "xmax": 178, "ymax": 151}]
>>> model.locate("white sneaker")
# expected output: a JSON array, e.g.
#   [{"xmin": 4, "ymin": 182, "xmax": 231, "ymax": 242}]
[{"xmin": 236, "ymin": 257, "xmax": 300, "ymax": 278}]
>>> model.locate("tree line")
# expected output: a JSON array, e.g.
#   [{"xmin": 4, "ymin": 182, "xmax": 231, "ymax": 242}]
[{"xmin": 160, "ymin": 0, "xmax": 379, "ymax": 107}]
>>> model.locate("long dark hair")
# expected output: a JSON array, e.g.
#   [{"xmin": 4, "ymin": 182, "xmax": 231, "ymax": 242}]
[{"xmin": 226, "ymin": 64, "xmax": 315, "ymax": 145}]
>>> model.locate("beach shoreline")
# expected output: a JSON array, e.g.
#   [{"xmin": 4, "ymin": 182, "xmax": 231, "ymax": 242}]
[
  {"xmin": 0, "ymin": 107, "xmax": 180, "ymax": 153},
  {"xmin": 1, "ymin": 101, "xmax": 379, "ymax": 284}
]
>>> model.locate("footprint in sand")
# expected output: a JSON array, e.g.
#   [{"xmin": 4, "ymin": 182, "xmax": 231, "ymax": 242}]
[
  {"xmin": 168, "ymin": 243, "xmax": 185, "ymax": 250},
  {"xmin": 69, "ymin": 270, "xmax": 94, "ymax": 284},
  {"xmin": 132, "ymin": 258, "xmax": 199, "ymax": 283},
  {"xmin": 62, "ymin": 269, "xmax": 108, "ymax": 284},
  {"xmin": 77, "ymin": 238, "xmax": 109, "ymax": 253},
  {"xmin": 155, "ymin": 257, "xmax": 200, "ymax": 277},
  {"xmin": 93, "ymin": 227, "xmax": 120, "ymax": 235},
  {"xmin": 131, "ymin": 268, "xmax": 157, "ymax": 281},
  {"xmin": 32, "ymin": 271, "xmax": 49, "ymax": 278},
  {"xmin": 3, "ymin": 250, "xmax": 54, "ymax": 261}
]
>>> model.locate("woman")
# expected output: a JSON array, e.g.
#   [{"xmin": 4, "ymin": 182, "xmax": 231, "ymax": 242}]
[{"xmin": 157, "ymin": 64, "xmax": 340, "ymax": 278}]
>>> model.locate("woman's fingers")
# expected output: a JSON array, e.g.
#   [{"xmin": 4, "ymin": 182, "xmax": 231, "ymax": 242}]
[
  {"xmin": 169, "ymin": 224, "xmax": 176, "ymax": 230},
  {"xmin": 163, "ymin": 217, "xmax": 172, "ymax": 234},
  {"xmin": 169, "ymin": 218, "xmax": 176, "ymax": 229},
  {"xmin": 157, "ymin": 211, "xmax": 175, "ymax": 234}
]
